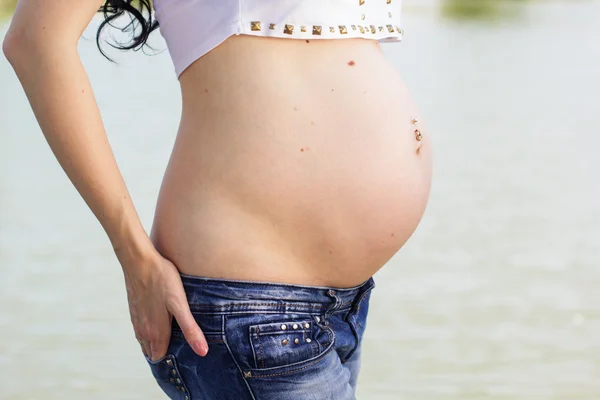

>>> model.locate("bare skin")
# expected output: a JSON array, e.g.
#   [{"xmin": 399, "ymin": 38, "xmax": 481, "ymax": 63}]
[{"xmin": 3, "ymin": 1, "xmax": 431, "ymax": 365}]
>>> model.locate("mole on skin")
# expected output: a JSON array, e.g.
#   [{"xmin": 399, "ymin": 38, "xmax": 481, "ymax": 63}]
[
  {"xmin": 306, "ymin": 40, "xmax": 310, "ymax": 43},
  {"xmin": 348, "ymin": 60, "xmax": 356, "ymax": 66}
]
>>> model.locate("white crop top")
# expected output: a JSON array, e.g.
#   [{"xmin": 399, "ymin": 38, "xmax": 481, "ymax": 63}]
[{"xmin": 153, "ymin": 0, "xmax": 405, "ymax": 77}]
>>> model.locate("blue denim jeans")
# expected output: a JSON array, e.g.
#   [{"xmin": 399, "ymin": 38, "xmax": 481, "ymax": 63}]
[{"xmin": 144, "ymin": 274, "xmax": 376, "ymax": 400}]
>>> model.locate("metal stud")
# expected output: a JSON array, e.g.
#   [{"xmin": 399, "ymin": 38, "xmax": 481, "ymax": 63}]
[
  {"xmin": 370, "ymin": 25, "xmax": 376, "ymax": 34},
  {"xmin": 387, "ymin": 25, "xmax": 395, "ymax": 33},
  {"xmin": 339, "ymin": 25, "xmax": 348, "ymax": 34},
  {"xmin": 185, "ymin": 397, "xmax": 189, "ymax": 400},
  {"xmin": 389, "ymin": 12, "xmax": 392, "ymax": 18},
  {"xmin": 412, "ymin": 118, "xmax": 419, "ymax": 125},
  {"xmin": 293, "ymin": 324, "xmax": 299, "ymax": 330},
  {"xmin": 329, "ymin": 26, "xmax": 335, "ymax": 33},
  {"xmin": 250, "ymin": 21, "xmax": 261, "ymax": 31},
  {"xmin": 284, "ymin": 24, "xmax": 294, "ymax": 35},
  {"xmin": 176, "ymin": 386, "xmax": 181, "ymax": 391},
  {"xmin": 315, "ymin": 316, "xmax": 321, "ymax": 323},
  {"xmin": 313, "ymin": 25, "xmax": 322, "ymax": 35},
  {"xmin": 306, "ymin": 338, "xmax": 312, "ymax": 343},
  {"xmin": 166, "ymin": 358, "xmax": 173, "ymax": 366},
  {"xmin": 281, "ymin": 324, "xmax": 287, "ymax": 330},
  {"xmin": 282, "ymin": 339, "xmax": 289, "ymax": 345},
  {"xmin": 171, "ymin": 369, "xmax": 177, "ymax": 376},
  {"xmin": 387, "ymin": 0, "xmax": 392, "ymax": 3},
  {"xmin": 269, "ymin": 23, "xmax": 276, "ymax": 30},
  {"xmin": 359, "ymin": 0, "xmax": 365, "ymax": 5},
  {"xmin": 415, "ymin": 130, "xmax": 423, "ymax": 141},
  {"xmin": 294, "ymin": 338, "xmax": 300, "ymax": 344},
  {"xmin": 176, "ymin": 378, "xmax": 181, "ymax": 384},
  {"xmin": 396, "ymin": 26, "xmax": 402, "ymax": 33},
  {"xmin": 379, "ymin": 26, "xmax": 384, "ymax": 32},
  {"xmin": 359, "ymin": 26, "xmax": 365, "ymax": 34},
  {"xmin": 301, "ymin": 26, "xmax": 307, "ymax": 32},
  {"xmin": 244, "ymin": 371, "xmax": 252, "ymax": 378},
  {"xmin": 361, "ymin": 14, "xmax": 366, "ymax": 20},
  {"xmin": 169, "ymin": 378, "xmax": 175, "ymax": 383},
  {"xmin": 351, "ymin": 25, "xmax": 357, "ymax": 30},
  {"xmin": 304, "ymin": 323, "xmax": 310, "ymax": 329}
]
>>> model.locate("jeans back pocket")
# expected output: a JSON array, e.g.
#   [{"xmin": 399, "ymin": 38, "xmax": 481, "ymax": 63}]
[{"xmin": 249, "ymin": 319, "xmax": 321, "ymax": 370}]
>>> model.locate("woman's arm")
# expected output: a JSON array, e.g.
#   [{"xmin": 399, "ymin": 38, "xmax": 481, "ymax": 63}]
[{"xmin": 3, "ymin": 0, "xmax": 208, "ymax": 360}]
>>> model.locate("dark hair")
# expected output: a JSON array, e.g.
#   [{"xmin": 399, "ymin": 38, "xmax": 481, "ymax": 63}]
[{"xmin": 96, "ymin": 0, "xmax": 159, "ymax": 59}]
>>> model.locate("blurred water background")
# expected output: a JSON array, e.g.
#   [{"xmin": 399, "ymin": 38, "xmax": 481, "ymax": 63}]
[{"xmin": 1, "ymin": 0, "xmax": 600, "ymax": 399}]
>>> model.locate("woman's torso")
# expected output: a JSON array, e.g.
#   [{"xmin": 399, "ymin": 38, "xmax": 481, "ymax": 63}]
[{"xmin": 150, "ymin": 35, "xmax": 432, "ymax": 288}]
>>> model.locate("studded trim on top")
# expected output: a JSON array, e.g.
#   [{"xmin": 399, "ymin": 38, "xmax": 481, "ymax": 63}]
[{"xmin": 249, "ymin": 22, "xmax": 404, "ymax": 37}]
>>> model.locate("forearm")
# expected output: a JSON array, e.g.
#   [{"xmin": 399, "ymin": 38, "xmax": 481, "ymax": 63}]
[{"xmin": 5, "ymin": 41, "xmax": 154, "ymax": 264}]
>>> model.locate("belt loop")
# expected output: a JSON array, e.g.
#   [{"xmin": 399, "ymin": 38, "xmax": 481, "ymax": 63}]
[{"xmin": 323, "ymin": 289, "xmax": 341, "ymax": 323}]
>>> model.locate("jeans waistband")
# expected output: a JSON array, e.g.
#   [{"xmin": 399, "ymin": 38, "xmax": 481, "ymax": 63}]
[{"xmin": 179, "ymin": 273, "xmax": 376, "ymax": 315}]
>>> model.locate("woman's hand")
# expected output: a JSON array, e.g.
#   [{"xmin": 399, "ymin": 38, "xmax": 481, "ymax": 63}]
[{"xmin": 120, "ymin": 250, "xmax": 209, "ymax": 361}]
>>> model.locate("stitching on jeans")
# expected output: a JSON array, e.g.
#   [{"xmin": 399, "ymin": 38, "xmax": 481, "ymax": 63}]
[
  {"xmin": 249, "ymin": 351, "xmax": 329, "ymax": 379},
  {"xmin": 188, "ymin": 301, "xmax": 354, "ymax": 310},
  {"xmin": 256, "ymin": 328, "xmax": 265, "ymax": 369},
  {"xmin": 222, "ymin": 316, "xmax": 257, "ymax": 400},
  {"xmin": 189, "ymin": 303, "xmax": 330, "ymax": 309}
]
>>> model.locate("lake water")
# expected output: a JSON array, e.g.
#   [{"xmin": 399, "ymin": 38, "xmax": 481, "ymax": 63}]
[{"xmin": 1, "ymin": 1, "xmax": 599, "ymax": 399}]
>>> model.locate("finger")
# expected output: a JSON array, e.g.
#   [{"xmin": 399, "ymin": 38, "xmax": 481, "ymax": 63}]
[
  {"xmin": 150, "ymin": 335, "xmax": 170, "ymax": 362},
  {"xmin": 139, "ymin": 338, "xmax": 151, "ymax": 359},
  {"xmin": 170, "ymin": 299, "xmax": 208, "ymax": 357}
]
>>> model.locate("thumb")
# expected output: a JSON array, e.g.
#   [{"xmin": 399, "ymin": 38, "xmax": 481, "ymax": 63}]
[{"xmin": 170, "ymin": 298, "xmax": 209, "ymax": 357}]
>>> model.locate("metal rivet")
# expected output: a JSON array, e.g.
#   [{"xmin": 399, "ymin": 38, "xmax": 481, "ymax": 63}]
[
  {"xmin": 284, "ymin": 24, "xmax": 294, "ymax": 35},
  {"xmin": 315, "ymin": 316, "xmax": 321, "ymax": 322},
  {"xmin": 306, "ymin": 338, "xmax": 312, "ymax": 343},
  {"xmin": 244, "ymin": 371, "xmax": 252, "ymax": 378},
  {"xmin": 269, "ymin": 23, "xmax": 276, "ymax": 30},
  {"xmin": 176, "ymin": 378, "xmax": 181, "ymax": 384},
  {"xmin": 169, "ymin": 378, "xmax": 175, "ymax": 383},
  {"xmin": 181, "ymin": 387, "xmax": 186, "ymax": 392},
  {"xmin": 171, "ymin": 369, "xmax": 177, "ymax": 376},
  {"xmin": 166, "ymin": 358, "xmax": 173, "ymax": 366},
  {"xmin": 294, "ymin": 338, "xmax": 300, "ymax": 344},
  {"xmin": 328, "ymin": 289, "xmax": 336, "ymax": 295},
  {"xmin": 339, "ymin": 25, "xmax": 348, "ymax": 34},
  {"xmin": 293, "ymin": 324, "xmax": 299, "ymax": 330},
  {"xmin": 304, "ymin": 323, "xmax": 310, "ymax": 329},
  {"xmin": 313, "ymin": 25, "xmax": 322, "ymax": 35},
  {"xmin": 185, "ymin": 397, "xmax": 189, "ymax": 400},
  {"xmin": 251, "ymin": 21, "xmax": 261, "ymax": 31},
  {"xmin": 282, "ymin": 339, "xmax": 288, "ymax": 345},
  {"xmin": 281, "ymin": 324, "xmax": 287, "ymax": 330}
]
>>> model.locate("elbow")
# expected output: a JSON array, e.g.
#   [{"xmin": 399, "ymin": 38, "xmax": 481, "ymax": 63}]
[
  {"xmin": 2, "ymin": 29, "xmax": 32, "ymax": 67},
  {"xmin": 2, "ymin": 30, "xmax": 18, "ymax": 64}
]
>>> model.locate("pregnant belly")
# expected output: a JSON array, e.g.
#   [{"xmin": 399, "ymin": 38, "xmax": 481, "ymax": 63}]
[{"xmin": 150, "ymin": 36, "xmax": 432, "ymax": 287}]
